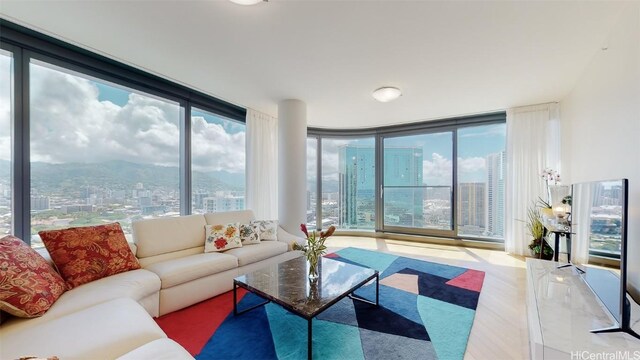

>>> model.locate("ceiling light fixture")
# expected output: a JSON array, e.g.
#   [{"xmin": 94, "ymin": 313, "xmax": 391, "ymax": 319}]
[
  {"xmin": 372, "ymin": 87, "xmax": 402, "ymax": 103},
  {"xmin": 229, "ymin": 0, "xmax": 266, "ymax": 5}
]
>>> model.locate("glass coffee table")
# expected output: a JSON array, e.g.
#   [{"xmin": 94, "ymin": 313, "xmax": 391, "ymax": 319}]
[{"xmin": 233, "ymin": 256, "xmax": 379, "ymax": 359}]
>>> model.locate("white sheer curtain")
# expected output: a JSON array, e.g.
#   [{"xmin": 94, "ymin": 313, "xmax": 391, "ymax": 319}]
[
  {"xmin": 246, "ymin": 109, "xmax": 278, "ymax": 220},
  {"xmin": 571, "ymin": 183, "xmax": 595, "ymax": 265},
  {"xmin": 505, "ymin": 103, "xmax": 561, "ymax": 256}
]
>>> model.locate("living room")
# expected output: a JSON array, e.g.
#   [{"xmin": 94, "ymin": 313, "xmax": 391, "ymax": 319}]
[{"xmin": 0, "ymin": 1, "xmax": 639, "ymax": 359}]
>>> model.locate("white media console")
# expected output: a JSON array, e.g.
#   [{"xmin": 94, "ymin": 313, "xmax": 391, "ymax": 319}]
[{"xmin": 526, "ymin": 258, "xmax": 640, "ymax": 359}]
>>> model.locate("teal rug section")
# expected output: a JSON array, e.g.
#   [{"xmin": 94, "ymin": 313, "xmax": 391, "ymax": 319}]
[
  {"xmin": 266, "ymin": 303, "xmax": 365, "ymax": 360},
  {"xmin": 196, "ymin": 247, "xmax": 485, "ymax": 360},
  {"xmin": 417, "ymin": 295, "xmax": 477, "ymax": 360},
  {"xmin": 334, "ymin": 247, "xmax": 398, "ymax": 273}
]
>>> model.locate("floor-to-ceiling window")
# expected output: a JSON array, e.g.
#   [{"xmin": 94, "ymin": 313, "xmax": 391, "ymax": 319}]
[
  {"xmin": 29, "ymin": 59, "xmax": 181, "ymax": 246},
  {"xmin": 456, "ymin": 124, "xmax": 506, "ymax": 240},
  {"xmin": 1, "ymin": 21, "xmax": 246, "ymax": 246},
  {"xmin": 306, "ymin": 137, "xmax": 318, "ymax": 228},
  {"xmin": 191, "ymin": 108, "xmax": 246, "ymax": 214},
  {"xmin": 321, "ymin": 137, "xmax": 375, "ymax": 230},
  {"xmin": 0, "ymin": 50, "xmax": 12, "ymax": 236},
  {"xmin": 382, "ymin": 131, "xmax": 453, "ymax": 233},
  {"xmin": 308, "ymin": 114, "xmax": 506, "ymax": 243}
]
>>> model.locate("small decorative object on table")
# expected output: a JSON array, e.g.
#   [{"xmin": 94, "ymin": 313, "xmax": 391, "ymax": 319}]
[{"xmin": 293, "ymin": 224, "xmax": 336, "ymax": 281}]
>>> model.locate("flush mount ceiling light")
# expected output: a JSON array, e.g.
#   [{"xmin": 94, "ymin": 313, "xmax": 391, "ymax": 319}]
[
  {"xmin": 372, "ymin": 87, "xmax": 402, "ymax": 103},
  {"xmin": 229, "ymin": 0, "xmax": 266, "ymax": 5}
]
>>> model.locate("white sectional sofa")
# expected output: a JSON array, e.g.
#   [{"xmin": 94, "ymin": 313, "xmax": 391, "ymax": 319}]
[{"xmin": 0, "ymin": 210, "xmax": 303, "ymax": 359}]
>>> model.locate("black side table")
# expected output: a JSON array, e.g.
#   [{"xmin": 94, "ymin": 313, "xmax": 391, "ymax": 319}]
[{"xmin": 543, "ymin": 223, "xmax": 584, "ymax": 272}]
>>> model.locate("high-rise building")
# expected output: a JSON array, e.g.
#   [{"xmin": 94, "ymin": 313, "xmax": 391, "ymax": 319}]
[
  {"xmin": 458, "ymin": 182, "xmax": 486, "ymax": 233},
  {"xmin": 383, "ymin": 147, "xmax": 424, "ymax": 227},
  {"xmin": 203, "ymin": 192, "xmax": 245, "ymax": 213},
  {"xmin": 30, "ymin": 196, "xmax": 50, "ymax": 211},
  {"xmin": 486, "ymin": 151, "xmax": 506, "ymax": 237},
  {"xmin": 338, "ymin": 145, "xmax": 423, "ymax": 229},
  {"xmin": 338, "ymin": 146, "xmax": 375, "ymax": 229}
]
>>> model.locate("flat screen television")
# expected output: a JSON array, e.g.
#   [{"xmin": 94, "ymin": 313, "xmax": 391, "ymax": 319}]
[{"xmin": 571, "ymin": 178, "xmax": 639, "ymax": 340}]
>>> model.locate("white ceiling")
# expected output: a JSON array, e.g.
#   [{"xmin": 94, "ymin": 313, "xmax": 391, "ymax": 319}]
[{"xmin": 0, "ymin": 1, "xmax": 627, "ymax": 128}]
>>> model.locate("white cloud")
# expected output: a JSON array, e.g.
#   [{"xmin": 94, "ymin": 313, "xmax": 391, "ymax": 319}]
[
  {"xmin": 458, "ymin": 156, "xmax": 486, "ymax": 173},
  {"xmin": 19, "ymin": 62, "xmax": 245, "ymax": 173},
  {"xmin": 320, "ymin": 139, "xmax": 352, "ymax": 182},
  {"xmin": 423, "ymin": 153, "xmax": 452, "ymax": 186},
  {"xmin": 306, "ymin": 138, "xmax": 317, "ymax": 176}
]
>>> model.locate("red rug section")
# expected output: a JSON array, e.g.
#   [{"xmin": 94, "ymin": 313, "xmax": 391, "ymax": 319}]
[
  {"xmin": 445, "ymin": 269, "xmax": 486, "ymax": 292},
  {"xmin": 155, "ymin": 288, "xmax": 247, "ymax": 356}
]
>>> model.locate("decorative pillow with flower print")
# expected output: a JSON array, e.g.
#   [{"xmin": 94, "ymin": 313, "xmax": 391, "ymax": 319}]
[
  {"xmin": 251, "ymin": 220, "xmax": 278, "ymax": 241},
  {"xmin": 38, "ymin": 223, "xmax": 140, "ymax": 290},
  {"xmin": 239, "ymin": 223, "xmax": 260, "ymax": 245},
  {"xmin": 204, "ymin": 223, "xmax": 242, "ymax": 252},
  {"xmin": 0, "ymin": 235, "xmax": 67, "ymax": 318}
]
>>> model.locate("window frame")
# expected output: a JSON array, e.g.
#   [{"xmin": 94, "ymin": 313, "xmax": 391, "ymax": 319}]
[{"xmin": 1, "ymin": 19, "xmax": 246, "ymax": 244}]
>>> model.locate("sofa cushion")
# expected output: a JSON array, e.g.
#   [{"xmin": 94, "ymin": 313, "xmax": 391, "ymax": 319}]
[
  {"xmin": 144, "ymin": 253, "xmax": 238, "ymax": 289},
  {"xmin": 116, "ymin": 339, "xmax": 194, "ymax": 360},
  {"xmin": 39, "ymin": 223, "xmax": 140, "ymax": 290},
  {"xmin": 224, "ymin": 241, "xmax": 288, "ymax": 267},
  {"xmin": 133, "ymin": 215, "xmax": 207, "ymax": 259},
  {"xmin": 204, "ymin": 223, "xmax": 242, "ymax": 252},
  {"xmin": 252, "ymin": 220, "xmax": 279, "ymax": 241},
  {"xmin": 0, "ymin": 236, "xmax": 66, "ymax": 317},
  {"xmin": 204, "ymin": 210, "xmax": 255, "ymax": 226},
  {"xmin": 44, "ymin": 268, "xmax": 161, "ymax": 320},
  {"xmin": 239, "ymin": 223, "xmax": 261, "ymax": 245},
  {"xmin": 0, "ymin": 298, "xmax": 166, "ymax": 360}
]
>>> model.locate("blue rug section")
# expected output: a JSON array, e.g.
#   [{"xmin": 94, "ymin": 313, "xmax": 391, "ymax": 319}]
[
  {"xmin": 196, "ymin": 293, "xmax": 277, "ymax": 360},
  {"xmin": 198, "ymin": 248, "xmax": 484, "ymax": 360},
  {"xmin": 351, "ymin": 282, "xmax": 422, "ymax": 325}
]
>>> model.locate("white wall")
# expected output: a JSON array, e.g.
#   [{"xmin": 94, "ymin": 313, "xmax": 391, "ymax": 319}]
[{"xmin": 561, "ymin": 3, "xmax": 640, "ymax": 298}]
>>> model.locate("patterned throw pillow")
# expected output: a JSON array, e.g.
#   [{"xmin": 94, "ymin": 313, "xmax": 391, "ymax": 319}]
[
  {"xmin": 39, "ymin": 223, "xmax": 141, "ymax": 290},
  {"xmin": 205, "ymin": 223, "xmax": 242, "ymax": 252},
  {"xmin": 251, "ymin": 220, "xmax": 278, "ymax": 241},
  {"xmin": 239, "ymin": 223, "xmax": 260, "ymax": 245},
  {"xmin": 0, "ymin": 235, "xmax": 67, "ymax": 317}
]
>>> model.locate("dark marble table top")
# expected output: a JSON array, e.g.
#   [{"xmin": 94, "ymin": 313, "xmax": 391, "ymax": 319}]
[{"xmin": 234, "ymin": 256, "xmax": 377, "ymax": 319}]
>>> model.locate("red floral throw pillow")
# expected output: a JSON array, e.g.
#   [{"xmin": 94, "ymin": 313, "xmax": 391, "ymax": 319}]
[
  {"xmin": 39, "ymin": 223, "xmax": 140, "ymax": 290},
  {"xmin": 0, "ymin": 235, "xmax": 67, "ymax": 317}
]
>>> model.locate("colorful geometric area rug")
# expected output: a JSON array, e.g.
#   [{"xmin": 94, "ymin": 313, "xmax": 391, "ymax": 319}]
[{"xmin": 156, "ymin": 247, "xmax": 485, "ymax": 360}]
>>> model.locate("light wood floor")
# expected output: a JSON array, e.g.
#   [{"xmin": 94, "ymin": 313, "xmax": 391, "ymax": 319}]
[{"xmin": 325, "ymin": 236, "xmax": 530, "ymax": 360}]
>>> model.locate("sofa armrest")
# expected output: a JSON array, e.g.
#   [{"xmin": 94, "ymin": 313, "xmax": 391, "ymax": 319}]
[{"xmin": 277, "ymin": 226, "xmax": 306, "ymax": 251}]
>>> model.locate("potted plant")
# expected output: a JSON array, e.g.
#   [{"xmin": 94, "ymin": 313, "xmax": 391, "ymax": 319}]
[{"xmin": 526, "ymin": 205, "xmax": 554, "ymax": 260}]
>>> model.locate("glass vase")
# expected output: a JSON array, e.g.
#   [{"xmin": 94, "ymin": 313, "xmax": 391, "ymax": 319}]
[{"xmin": 307, "ymin": 257, "xmax": 319, "ymax": 281}]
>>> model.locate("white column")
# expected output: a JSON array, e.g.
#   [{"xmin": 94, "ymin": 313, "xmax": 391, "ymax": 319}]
[{"xmin": 277, "ymin": 99, "xmax": 307, "ymax": 235}]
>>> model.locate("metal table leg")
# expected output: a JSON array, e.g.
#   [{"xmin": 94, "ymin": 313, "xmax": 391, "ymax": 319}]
[
  {"xmin": 348, "ymin": 273, "xmax": 380, "ymax": 306},
  {"xmin": 308, "ymin": 318, "xmax": 313, "ymax": 360},
  {"xmin": 233, "ymin": 281, "xmax": 271, "ymax": 316}
]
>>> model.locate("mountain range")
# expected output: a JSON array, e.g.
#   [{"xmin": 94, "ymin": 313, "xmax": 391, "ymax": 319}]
[{"xmin": 0, "ymin": 160, "xmax": 243, "ymax": 194}]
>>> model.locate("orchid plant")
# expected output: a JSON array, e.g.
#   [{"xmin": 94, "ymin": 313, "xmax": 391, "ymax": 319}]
[
  {"xmin": 539, "ymin": 167, "xmax": 561, "ymax": 208},
  {"xmin": 293, "ymin": 224, "xmax": 336, "ymax": 279}
]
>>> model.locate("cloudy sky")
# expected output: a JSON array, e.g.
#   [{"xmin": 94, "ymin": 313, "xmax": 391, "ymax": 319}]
[
  {"xmin": 1, "ymin": 54, "xmax": 504, "ymax": 185},
  {"xmin": 307, "ymin": 123, "xmax": 505, "ymax": 190},
  {"xmin": 0, "ymin": 57, "xmax": 246, "ymax": 174}
]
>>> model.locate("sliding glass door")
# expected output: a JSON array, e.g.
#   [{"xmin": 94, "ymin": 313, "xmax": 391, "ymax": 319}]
[
  {"xmin": 382, "ymin": 131, "xmax": 453, "ymax": 235},
  {"xmin": 0, "ymin": 49, "xmax": 12, "ymax": 236}
]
